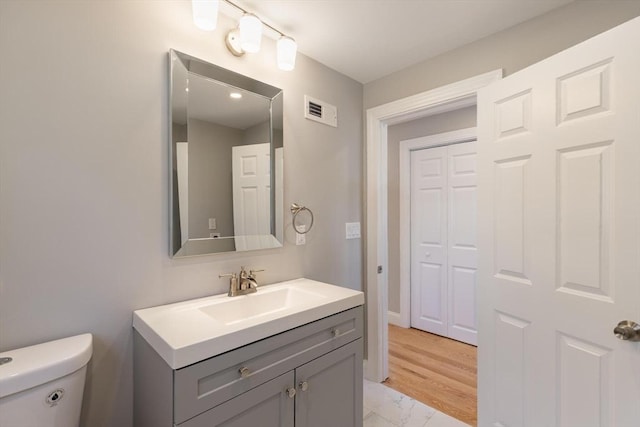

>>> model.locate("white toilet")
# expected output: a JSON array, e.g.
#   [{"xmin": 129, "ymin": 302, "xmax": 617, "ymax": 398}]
[{"xmin": 0, "ymin": 333, "xmax": 92, "ymax": 427}]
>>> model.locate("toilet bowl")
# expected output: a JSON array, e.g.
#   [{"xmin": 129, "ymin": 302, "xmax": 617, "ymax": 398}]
[{"xmin": 0, "ymin": 334, "xmax": 92, "ymax": 427}]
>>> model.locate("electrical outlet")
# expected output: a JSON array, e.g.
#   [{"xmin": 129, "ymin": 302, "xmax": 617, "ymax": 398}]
[
  {"xmin": 208, "ymin": 218, "xmax": 217, "ymax": 230},
  {"xmin": 345, "ymin": 222, "xmax": 361, "ymax": 239},
  {"xmin": 296, "ymin": 225, "xmax": 306, "ymax": 245}
]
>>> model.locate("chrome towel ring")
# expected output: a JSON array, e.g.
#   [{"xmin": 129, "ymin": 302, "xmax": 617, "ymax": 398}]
[{"xmin": 290, "ymin": 203, "xmax": 314, "ymax": 234}]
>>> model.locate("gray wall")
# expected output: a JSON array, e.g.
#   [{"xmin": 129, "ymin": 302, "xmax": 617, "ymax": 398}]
[
  {"xmin": 188, "ymin": 118, "xmax": 243, "ymax": 239},
  {"xmin": 365, "ymin": 1, "xmax": 640, "ymax": 109},
  {"xmin": 242, "ymin": 120, "xmax": 270, "ymax": 146},
  {"xmin": 0, "ymin": 2, "xmax": 362, "ymax": 427},
  {"xmin": 387, "ymin": 107, "xmax": 477, "ymax": 313}
]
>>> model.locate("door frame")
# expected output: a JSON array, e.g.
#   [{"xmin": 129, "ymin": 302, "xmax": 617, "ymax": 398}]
[
  {"xmin": 365, "ymin": 70, "xmax": 502, "ymax": 382},
  {"xmin": 397, "ymin": 128, "xmax": 478, "ymax": 329}
]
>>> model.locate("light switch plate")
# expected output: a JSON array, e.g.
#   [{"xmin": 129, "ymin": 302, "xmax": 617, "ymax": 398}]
[
  {"xmin": 346, "ymin": 222, "xmax": 361, "ymax": 239},
  {"xmin": 208, "ymin": 218, "xmax": 217, "ymax": 230}
]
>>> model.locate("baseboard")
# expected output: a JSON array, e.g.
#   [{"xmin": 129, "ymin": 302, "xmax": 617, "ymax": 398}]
[
  {"xmin": 387, "ymin": 311, "xmax": 402, "ymax": 326},
  {"xmin": 387, "ymin": 310, "xmax": 411, "ymax": 328}
]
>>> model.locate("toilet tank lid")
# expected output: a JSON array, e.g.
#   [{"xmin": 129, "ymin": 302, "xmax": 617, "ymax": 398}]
[{"xmin": 0, "ymin": 333, "xmax": 92, "ymax": 398}]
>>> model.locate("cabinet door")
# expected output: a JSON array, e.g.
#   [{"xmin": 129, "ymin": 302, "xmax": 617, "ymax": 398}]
[
  {"xmin": 295, "ymin": 339, "xmax": 363, "ymax": 427},
  {"xmin": 180, "ymin": 372, "xmax": 295, "ymax": 427}
]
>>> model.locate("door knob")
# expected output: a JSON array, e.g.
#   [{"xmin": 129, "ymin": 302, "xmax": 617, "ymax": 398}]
[
  {"xmin": 613, "ymin": 320, "xmax": 640, "ymax": 341},
  {"xmin": 286, "ymin": 387, "xmax": 296, "ymax": 398},
  {"xmin": 299, "ymin": 381, "xmax": 309, "ymax": 392}
]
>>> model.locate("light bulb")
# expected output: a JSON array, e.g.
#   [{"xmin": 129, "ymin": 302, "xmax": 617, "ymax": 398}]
[
  {"xmin": 191, "ymin": 0, "xmax": 219, "ymax": 31},
  {"xmin": 239, "ymin": 14, "xmax": 262, "ymax": 53},
  {"xmin": 277, "ymin": 36, "xmax": 297, "ymax": 71}
]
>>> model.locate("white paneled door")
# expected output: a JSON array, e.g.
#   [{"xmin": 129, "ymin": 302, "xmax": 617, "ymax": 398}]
[
  {"xmin": 232, "ymin": 143, "xmax": 271, "ymax": 251},
  {"xmin": 410, "ymin": 141, "xmax": 478, "ymax": 345},
  {"xmin": 447, "ymin": 142, "xmax": 479, "ymax": 345},
  {"xmin": 411, "ymin": 146, "xmax": 448, "ymax": 337},
  {"xmin": 477, "ymin": 17, "xmax": 640, "ymax": 427}
]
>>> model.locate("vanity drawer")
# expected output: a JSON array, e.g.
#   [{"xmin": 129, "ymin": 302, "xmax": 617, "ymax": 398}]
[{"xmin": 174, "ymin": 306, "xmax": 363, "ymax": 424}]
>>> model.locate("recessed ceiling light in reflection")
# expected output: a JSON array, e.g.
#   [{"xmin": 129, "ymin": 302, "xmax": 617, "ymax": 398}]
[{"xmin": 230, "ymin": 92, "xmax": 242, "ymax": 99}]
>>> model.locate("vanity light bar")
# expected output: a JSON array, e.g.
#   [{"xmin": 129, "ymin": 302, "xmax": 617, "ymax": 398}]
[
  {"xmin": 193, "ymin": 0, "xmax": 297, "ymax": 71},
  {"xmin": 223, "ymin": 0, "xmax": 285, "ymax": 41}
]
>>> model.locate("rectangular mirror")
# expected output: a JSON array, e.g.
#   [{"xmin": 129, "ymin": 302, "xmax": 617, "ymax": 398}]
[{"xmin": 170, "ymin": 50, "xmax": 283, "ymax": 257}]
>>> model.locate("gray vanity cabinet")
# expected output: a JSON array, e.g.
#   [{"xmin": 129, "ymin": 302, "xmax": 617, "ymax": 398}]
[
  {"xmin": 182, "ymin": 340, "xmax": 362, "ymax": 427},
  {"xmin": 295, "ymin": 339, "xmax": 363, "ymax": 427},
  {"xmin": 181, "ymin": 372, "xmax": 295, "ymax": 427},
  {"xmin": 134, "ymin": 306, "xmax": 363, "ymax": 427}
]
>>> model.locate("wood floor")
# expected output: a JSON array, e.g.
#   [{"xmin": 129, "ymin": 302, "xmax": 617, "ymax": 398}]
[{"xmin": 384, "ymin": 325, "xmax": 477, "ymax": 426}]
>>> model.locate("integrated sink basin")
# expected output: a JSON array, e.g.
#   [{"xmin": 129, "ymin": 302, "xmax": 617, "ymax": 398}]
[
  {"xmin": 133, "ymin": 278, "xmax": 364, "ymax": 368},
  {"xmin": 199, "ymin": 287, "xmax": 327, "ymax": 325}
]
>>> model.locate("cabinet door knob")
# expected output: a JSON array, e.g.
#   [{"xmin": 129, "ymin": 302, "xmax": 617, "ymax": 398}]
[
  {"xmin": 299, "ymin": 381, "xmax": 309, "ymax": 392},
  {"xmin": 286, "ymin": 387, "xmax": 296, "ymax": 398},
  {"xmin": 239, "ymin": 366, "xmax": 250, "ymax": 378},
  {"xmin": 331, "ymin": 328, "xmax": 339, "ymax": 337}
]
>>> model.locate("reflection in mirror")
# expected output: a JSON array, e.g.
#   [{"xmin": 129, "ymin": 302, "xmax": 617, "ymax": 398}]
[{"xmin": 170, "ymin": 50, "xmax": 283, "ymax": 257}]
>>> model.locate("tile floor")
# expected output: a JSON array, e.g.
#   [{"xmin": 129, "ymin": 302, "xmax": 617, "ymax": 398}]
[{"xmin": 363, "ymin": 380, "xmax": 471, "ymax": 427}]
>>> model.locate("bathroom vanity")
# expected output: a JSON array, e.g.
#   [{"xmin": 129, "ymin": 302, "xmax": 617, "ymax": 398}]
[{"xmin": 133, "ymin": 279, "xmax": 364, "ymax": 427}]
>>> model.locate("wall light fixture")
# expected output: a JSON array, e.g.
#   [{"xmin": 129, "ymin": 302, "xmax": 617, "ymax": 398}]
[
  {"xmin": 239, "ymin": 13, "xmax": 262, "ymax": 53},
  {"xmin": 192, "ymin": 0, "xmax": 297, "ymax": 71},
  {"xmin": 191, "ymin": 0, "xmax": 219, "ymax": 31},
  {"xmin": 277, "ymin": 36, "xmax": 297, "ymax": 71}
]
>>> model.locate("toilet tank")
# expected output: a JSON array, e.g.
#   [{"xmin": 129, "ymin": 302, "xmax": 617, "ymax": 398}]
[{"xmin": 0, "ymin": 334, "xmax": 92, "ymax": 427}]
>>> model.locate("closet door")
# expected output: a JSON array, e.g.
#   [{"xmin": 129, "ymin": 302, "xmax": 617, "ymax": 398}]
[
  {"xmin": 410, "ymin": 146, "xmax": 448, "ymax": 336},
  {"xmin": 447, "ymin": 142, "xmax": 478, "ymax": 345},
  {"xmin": 410, "ymin": 142, "xmax": 478, "ymax": 345}
]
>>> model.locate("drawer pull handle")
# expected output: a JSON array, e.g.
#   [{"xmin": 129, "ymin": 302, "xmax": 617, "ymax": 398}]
[
  {"xmin": 286, "ymin": 387, "xmax": 296, "ymax": 398},
  {"xmin": 331, "ymin": 328, "xmax": 339, "ymax": 337},
  {"xmin": 299, "ymin": 381, "xmax": 309, "ymax": 392},
  {"xmin": 239, "ymin": 367, "xmax": 250, "ymax": 378}
]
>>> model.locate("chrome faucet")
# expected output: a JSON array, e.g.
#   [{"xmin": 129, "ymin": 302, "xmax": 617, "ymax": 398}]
[{"xmin": 219, "ymin": 267, "xmax": 264, "ymax": 297}]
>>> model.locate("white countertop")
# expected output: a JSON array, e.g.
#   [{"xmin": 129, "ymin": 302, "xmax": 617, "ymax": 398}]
[{"xmin": 132, "ymin": 278, "xmax": 364, "ymax": 369}]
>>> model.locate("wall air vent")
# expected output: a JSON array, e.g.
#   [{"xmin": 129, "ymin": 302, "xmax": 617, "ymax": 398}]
[
  {"xmin": 304, "ymin": 95, "xmax": 337, "ymax": 127},
  {"xmin": 308, "ymin": 101, "xmax": 323, "ymax": 118}
]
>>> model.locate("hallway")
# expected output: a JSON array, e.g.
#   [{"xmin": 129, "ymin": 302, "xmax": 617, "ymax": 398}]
[{"xmin": 384, "ymin": 325, "xmax": 477, "ymax": 426}]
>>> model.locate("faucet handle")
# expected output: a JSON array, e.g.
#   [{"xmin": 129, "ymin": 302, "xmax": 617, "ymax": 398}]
[
  {"xmin": 221, "ymin": 273, "xmax": 240, "ymax": 296},
  {"xmin": 249, "ymin": 269, "xmax": 264, "ymax": 277},
  {"xmin": 239, "ymin": 266, "xmax": 249, "ymax": 278}
]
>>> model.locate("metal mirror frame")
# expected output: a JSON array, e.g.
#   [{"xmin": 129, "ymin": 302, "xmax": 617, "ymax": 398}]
[{"xmin": 169, "ymin": 49, "xmax": 283, "ymax": 257}]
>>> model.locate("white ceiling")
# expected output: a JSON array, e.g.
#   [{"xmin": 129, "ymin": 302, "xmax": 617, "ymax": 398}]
[
  {"xmin": 230, "ymin": 0, "xmax": 574, "ymax": 83},
  {"xmin": 189, "ymin": 73, "xmax": 271, "ymax": 129}
]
